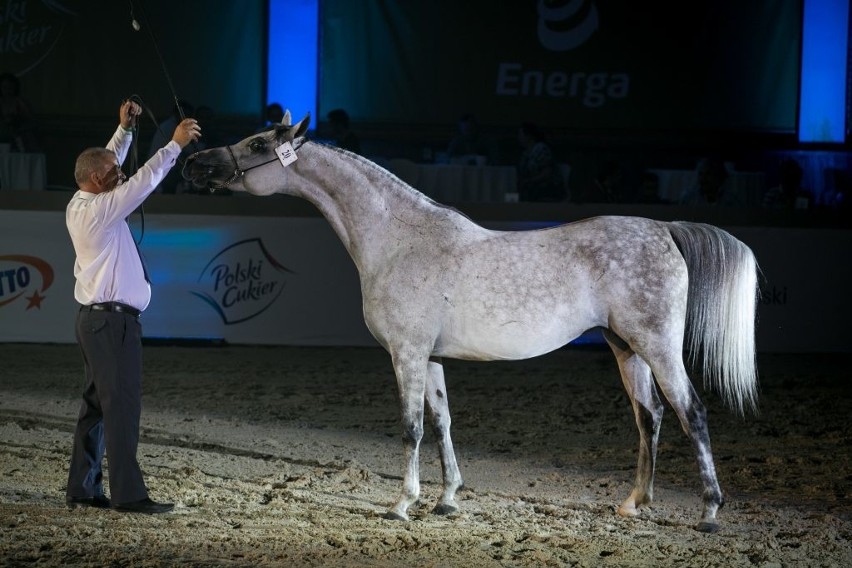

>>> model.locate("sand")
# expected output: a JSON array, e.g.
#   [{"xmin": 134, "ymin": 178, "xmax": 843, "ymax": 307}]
[{"xmin": 1, "ymin": 343, "xmax": 850, "ymax": 567}]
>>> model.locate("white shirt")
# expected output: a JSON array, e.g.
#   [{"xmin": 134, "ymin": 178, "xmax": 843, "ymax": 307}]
[{"xmin": 66, "ymin": 126, "xmax": 181, "ymax": 311}]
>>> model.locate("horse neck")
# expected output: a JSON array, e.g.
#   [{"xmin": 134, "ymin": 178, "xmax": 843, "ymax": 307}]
[{"xmin": 286, "ymin": 142, "xmax": 448, "ymax": 270}]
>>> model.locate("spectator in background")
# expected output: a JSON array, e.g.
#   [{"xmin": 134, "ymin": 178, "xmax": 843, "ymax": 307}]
[
  {"xmin": 258, "ymin": 102, "xmax": 285, "ymax": 132},
  {"xmin": 824, "ymin": 167, "xmax": 851, "ymax": 213},
  {"xmin": 0, "ymin": 72, "xmax": 39, "ymax": 152},
  {"xmin": 517, "ymin": 122, "xmax": 565, "ymax": 202},
  {"xmin": 635, "ymin": 171, "xmax": 670, "ymax": 204},
  {"xmin": 147, "ymin": 100, "xmax": 195, "ymax": 193},
  {"xmin": 762, "ymin": 158, "xmax": 811, "ymax": 210},
  {"xmin": 581, "ymin": 160, "xmax": 624, "ymax": 203},
  {"xmin": 183, "ymin": 105, "xmax": 226, "ymax": 195},
  {"xmin": 679, "ymin": 157, "xmax": 743, "ymax": 207},
  {"xmin": 447, "ymin": 113, "xmax": 498, "ymax": 165},
  {"xmin": 194, "ymin": 105, "xmax": 222, "ymax": 149},
  {"xmin": 327, "ymin": 108, "xmax": 361, "ymax": 154}
]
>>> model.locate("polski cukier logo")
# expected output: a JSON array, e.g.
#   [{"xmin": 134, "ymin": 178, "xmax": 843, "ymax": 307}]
[
  {"xmin": 1, "ymin": 0, "xmax": 77, "ymax": 76},
  {"xmin": 192, "ymin": 238, "xmax": 293, "ymax": 325},
  {"xmin": 0, "ymin": 255, "xmax": 53, "ymax": 310}
]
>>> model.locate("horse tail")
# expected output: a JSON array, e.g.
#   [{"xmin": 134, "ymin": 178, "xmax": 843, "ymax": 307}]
[{"xmin": 667, "ymin": 221, "xmax": 760, "ymax": 415}]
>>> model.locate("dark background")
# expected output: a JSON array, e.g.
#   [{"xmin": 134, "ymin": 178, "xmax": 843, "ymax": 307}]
[{"xmin": 0, "ymin": 0, "xmax": 849, "ymax": 208}]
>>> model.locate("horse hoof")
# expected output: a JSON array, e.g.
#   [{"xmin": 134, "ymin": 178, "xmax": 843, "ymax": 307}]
[
  {"xmin": 695, "ymin": 521, "xmax": 720, "ymax": 533},
  {"xmin": 384, "ymin": 510, "xmax": 409, "ymax": 522},
  {"xmin": 432, "ymin": 503, "xmax": 459, "ymax": 516},
  {"xmin": 617, "ymin": 504, "xmax": 638, "ymax": 517}
]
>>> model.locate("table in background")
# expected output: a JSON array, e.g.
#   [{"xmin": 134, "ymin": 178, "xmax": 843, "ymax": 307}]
[
  {"xmin": 648, "ymin": 169, "xmax": 766, "ymax": 206},
  {"xmin": 0, "ymin": 153, "xmax": 47, "ymax": 191},
  {"xmin": 387, "ymin": 160, "xmax": 517, "ymax": 202}
]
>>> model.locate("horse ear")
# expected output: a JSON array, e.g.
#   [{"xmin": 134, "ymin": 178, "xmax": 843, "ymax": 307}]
[
  {"xmin": 282, "ymin": 109, "xmax": 292, "ymax": 126},
  {"xmin": 290, "ymin": 113, "xmax": 310, "ymax": 139}
]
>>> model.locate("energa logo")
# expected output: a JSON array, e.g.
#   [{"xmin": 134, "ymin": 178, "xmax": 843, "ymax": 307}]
[{"xmin": 537, "ymin": 0, "xmax": 598, "ymax": 51}]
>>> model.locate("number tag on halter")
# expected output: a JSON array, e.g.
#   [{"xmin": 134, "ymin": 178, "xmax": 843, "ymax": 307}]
[{"xmin": 275, "ymin": 141, "xmax": 298, "ymax": 167}]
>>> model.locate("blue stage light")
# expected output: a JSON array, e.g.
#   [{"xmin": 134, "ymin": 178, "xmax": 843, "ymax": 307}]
[
  {"xmin": 267, "ymin": 0, "xmax": 319, "ymax": 128},
  {"xmin": 799, "ymin": 0, "xmax": 850, "ymax": 143}
]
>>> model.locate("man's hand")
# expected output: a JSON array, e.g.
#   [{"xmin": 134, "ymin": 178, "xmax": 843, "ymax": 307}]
[
  {"xmin": 120, "ymin": 100, "xmax": 142, "ymax": 130},
  {"xmin": 172, "ymin": 118, "xmax": 201, "ymax": 149}
]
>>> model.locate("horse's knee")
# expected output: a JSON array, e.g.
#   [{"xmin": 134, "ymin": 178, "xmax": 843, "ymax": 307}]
[{"xmin": 401, "ymin": 420, "xmax": 424, "ymax": 445}]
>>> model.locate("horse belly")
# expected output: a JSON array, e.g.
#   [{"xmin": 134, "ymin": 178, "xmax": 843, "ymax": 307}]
[{"xmin": 434, "ymin": 306, "xmax": 593, "ymax": 361}]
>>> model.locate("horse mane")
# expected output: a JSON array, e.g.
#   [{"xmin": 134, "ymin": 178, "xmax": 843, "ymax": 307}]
[{"xmin": 305, "ymin": 139, "xmax": 476, "ymax": 223}]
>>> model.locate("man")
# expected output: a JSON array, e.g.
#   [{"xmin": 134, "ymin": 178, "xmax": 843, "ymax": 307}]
[{"xmin": 65, "ymin": 100, "xmax": 200, "ymax": 514}]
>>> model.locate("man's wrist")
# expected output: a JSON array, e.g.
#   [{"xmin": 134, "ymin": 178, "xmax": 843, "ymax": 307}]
[{"xmin": 120, "ymin": 124, "xmax": 134, "ymax": 133}]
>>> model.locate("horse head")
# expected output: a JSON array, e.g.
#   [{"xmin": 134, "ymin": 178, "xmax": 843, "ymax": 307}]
[{"xmin": 183, "ymin": 111, "xmax": 311, "ymax": 195}]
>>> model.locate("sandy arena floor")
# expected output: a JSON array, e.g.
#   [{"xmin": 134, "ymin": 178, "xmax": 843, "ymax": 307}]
[{"xmin": 0, "ymin": 343, "xmax": 850, "ymax": 567}]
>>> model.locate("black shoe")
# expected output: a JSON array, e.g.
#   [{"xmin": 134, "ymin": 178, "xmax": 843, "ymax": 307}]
[
  {"xmin": 66, "ymin": 495, "xmax": 111, "ymax": 509},
  {"xmin": 113, "ymin": 497, "xmax": 174, "ymax": 514}
]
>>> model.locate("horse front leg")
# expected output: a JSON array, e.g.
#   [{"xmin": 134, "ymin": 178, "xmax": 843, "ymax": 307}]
[
  {"xmin": 425, "ymin": 356, "xmax": 463, "ymax": 515},
  {"xmin": 604, "ymin": 331, "xmax": 664, "ymax": 518},
  {"xmin": 385, "ymin": 350, "xmax": 428, "ymax": 521}
]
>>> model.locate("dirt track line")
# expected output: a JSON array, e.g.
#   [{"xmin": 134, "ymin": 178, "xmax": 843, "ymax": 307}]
[{"xmin": 0, "ymin": 408, "xmax": 410, "ymax": 482}]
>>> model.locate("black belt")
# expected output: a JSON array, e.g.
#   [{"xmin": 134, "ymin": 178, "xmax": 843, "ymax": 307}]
[{"xmin": 81, "ymin": 302, "xmax": 142, "ymax": 318}]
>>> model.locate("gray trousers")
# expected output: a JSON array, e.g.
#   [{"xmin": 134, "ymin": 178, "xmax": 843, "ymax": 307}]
[{"xmin": 66, "ymin": 308, "xmax": 148, "ymax": 505}]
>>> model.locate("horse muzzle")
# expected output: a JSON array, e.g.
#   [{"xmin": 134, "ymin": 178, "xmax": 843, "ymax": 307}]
[{"xmin": 181, "ymin": 152, "xmax": 235, "ymax": 190}]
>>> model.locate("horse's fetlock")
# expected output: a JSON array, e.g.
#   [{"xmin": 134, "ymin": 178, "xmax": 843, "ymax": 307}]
[{"xmin": 703, "ymin": 488, "xmax": 723, "ymax": 507}]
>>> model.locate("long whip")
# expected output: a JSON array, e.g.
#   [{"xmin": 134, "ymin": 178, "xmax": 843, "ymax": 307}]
[{"xmin": 125, "ymin": 0, "xmax": 193, "ymax": 244}]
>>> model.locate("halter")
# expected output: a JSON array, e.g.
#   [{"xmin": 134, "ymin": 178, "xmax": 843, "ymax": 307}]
[{"xmin": 218, "ymin": 137, "xmax": 304, "ymax": 188}]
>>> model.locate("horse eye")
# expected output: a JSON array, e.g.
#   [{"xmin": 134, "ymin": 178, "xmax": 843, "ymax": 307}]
[{"xmin": 249, "ymin": 139, "xmax": 266, "ymax": 152}]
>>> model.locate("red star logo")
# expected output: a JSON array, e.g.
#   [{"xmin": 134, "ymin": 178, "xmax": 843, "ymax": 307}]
[{"xmin": 26, "ymin": 290, "xmax": 46, "ymax": 310}]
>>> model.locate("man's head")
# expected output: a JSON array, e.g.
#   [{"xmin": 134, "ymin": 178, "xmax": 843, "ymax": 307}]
[
  {"xmin": 266, "ymin": 103, "xmax": 284, "ymax": 124},
  {"xmin": 327, "ymin": 108, "xmax": 350, "ymax": 136},
  {"xmin": 458, "ymin": 113, "xmax": 479, "ymax": 137},
  {"xmin": 75, "ymin": 148, "xmax": 126, "ymax": 193}
]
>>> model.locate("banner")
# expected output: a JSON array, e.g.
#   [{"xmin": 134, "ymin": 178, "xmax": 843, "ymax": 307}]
[
  {"xmin": 0, "ymin": 0, "xmax": 265, "ymax": 119},
  {"xmin": 2, "ymin": 208, "xmax": 850, "ymax": 352},
  {"xmin": 320, "ymin": 0, "xmax": 800, "ymax": 131},
  {"xmin": 0, "ymin": 210, "xmax": 374, "ymax": 345}
]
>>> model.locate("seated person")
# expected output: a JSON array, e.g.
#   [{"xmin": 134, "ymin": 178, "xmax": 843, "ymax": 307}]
[
  {"xmin": 257, "ymin": 102, "xmax": 285, "ymax": 132},
  {"xmin": 517, "ymin": 122, "xmax": 565, "ymax": 202},
  {"xmin": 679, "ymin": 157, "xmax": 744, "ymax": 207},
  {"xmin": 635, "ymin": 171, "xmax": 670, "ymax": 204},
  {"xmin": 447, "ymin": 113, "xmax": 497, "ymax": 165},
  {"xmin": 581, "ymin": 160, "xmax": 623, "ymax": 203},
  {"xmin": 0, "ymin": 72, "xmax": 39, "ymax": 152},
  {"xmin": 327, "ymin": 108, "xmax": 361, "ymax": 154},
  {"xmin": 762, "ymin": 158, "xmax": 811, "ymax": 209}
]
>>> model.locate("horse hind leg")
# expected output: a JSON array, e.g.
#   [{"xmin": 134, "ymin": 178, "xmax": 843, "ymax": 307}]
[
  {"xmin": 424, "ymin": 356, "xmax": 464, "ymax": 516},
  {"xmin": 603, "ymin": 330, "xmax": 665, "ymax": 518},
  {"xmin": 647, "ymin": 351, "xmax": 725, "ymax": 533}
]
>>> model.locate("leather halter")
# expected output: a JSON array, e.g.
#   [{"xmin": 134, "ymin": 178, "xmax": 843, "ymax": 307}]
[{"xmin": 218, "ymin": 137, "xmax": 303, "ymax": 188}]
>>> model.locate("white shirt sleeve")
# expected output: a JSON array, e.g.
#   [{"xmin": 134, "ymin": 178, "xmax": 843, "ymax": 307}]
[{"xmin": 66, "ymin": 128, "xmax": 184, "ymax": 311}]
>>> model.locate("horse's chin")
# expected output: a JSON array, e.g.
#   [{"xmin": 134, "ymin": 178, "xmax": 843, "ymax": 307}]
[{"xmin": 242, "ymin": 185, "xmax": 279, "ymax": 196}]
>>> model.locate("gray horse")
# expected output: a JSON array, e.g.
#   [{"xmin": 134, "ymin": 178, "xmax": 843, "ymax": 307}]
[{"xmin": 183, "ymin": 113, "xmax": 759, "ymax": 532}]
